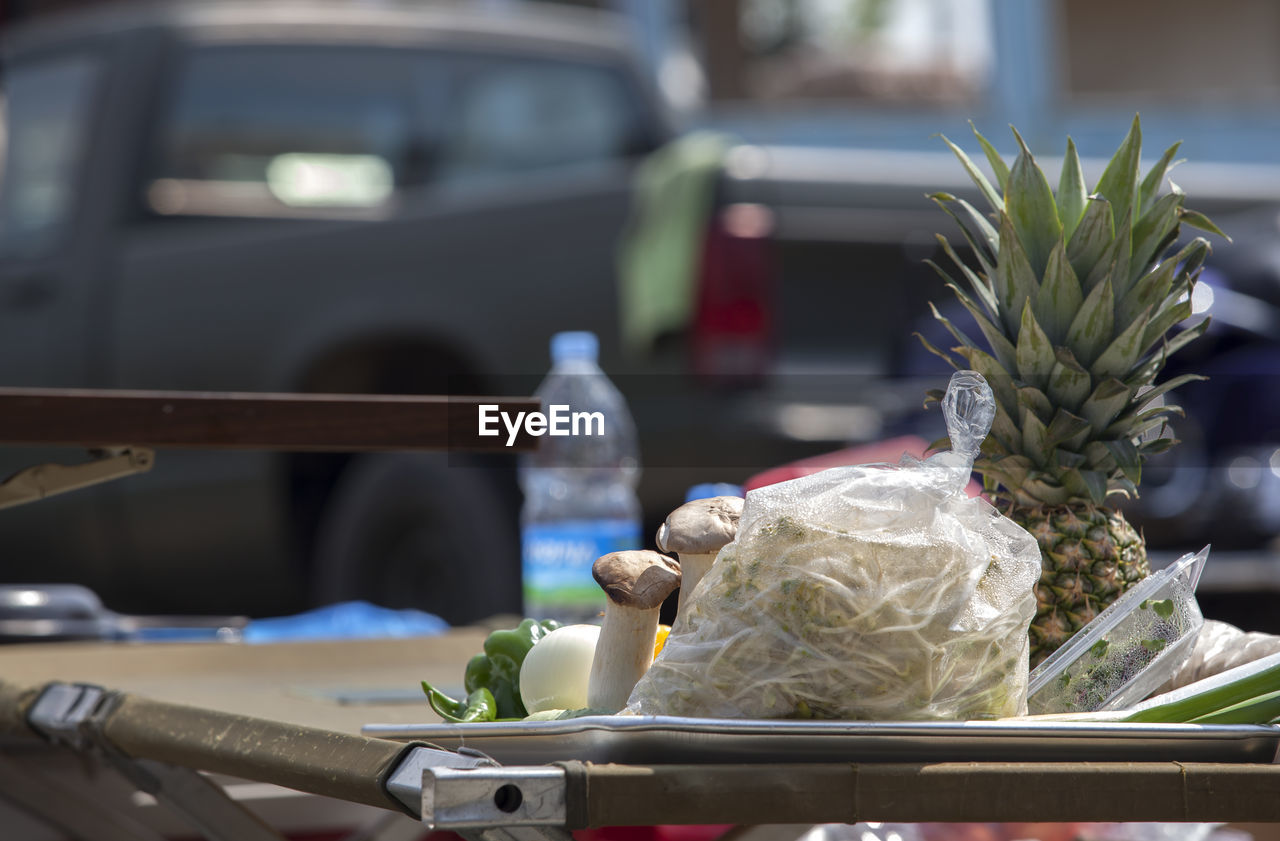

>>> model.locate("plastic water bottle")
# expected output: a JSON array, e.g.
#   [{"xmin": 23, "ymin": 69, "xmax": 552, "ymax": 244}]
[{"xmin": 520, "ymin": 331, "xmax": 642, "ymax": 623}]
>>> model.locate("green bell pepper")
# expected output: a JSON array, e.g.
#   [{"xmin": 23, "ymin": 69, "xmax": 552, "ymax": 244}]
[
  {"xmin": 419, "ymin": 618, "xmax": 563, "ymax": 723},
  {"xmin": 464, "ymin": 618, "xmax": 562, "ymax": 719},
  {"xmin": 422, "ymin": 683, "xmax": 498, "ymax": 723}
]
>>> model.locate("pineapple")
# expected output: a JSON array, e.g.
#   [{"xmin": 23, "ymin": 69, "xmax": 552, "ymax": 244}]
[{"xmin": 923, "ymin": 116, "xmax": 1227, "ymax": 666}]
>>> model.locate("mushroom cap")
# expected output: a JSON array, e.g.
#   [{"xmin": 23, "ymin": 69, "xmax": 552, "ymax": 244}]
[
  {"xmin": 592, "ymin": 550, "xmax": 681, "ymax": 610},
  {"xmin": 655, "ymin": 495, "xmax": 744, "ymax": 555}
]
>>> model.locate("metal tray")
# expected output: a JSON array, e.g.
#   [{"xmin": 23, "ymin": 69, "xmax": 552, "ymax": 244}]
[{"xmin": 363, "ymin": 716, "xmax": 1280, "ymax": 765}]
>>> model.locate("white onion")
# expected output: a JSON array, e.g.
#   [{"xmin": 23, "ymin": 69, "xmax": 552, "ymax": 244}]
[{"xmin": 520, "ymin": 624, "xmax": 600, "ymax": 714}]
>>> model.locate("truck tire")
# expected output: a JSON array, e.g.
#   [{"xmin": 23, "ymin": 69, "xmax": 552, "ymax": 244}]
[{"xmin": 308, "ymin": 452, "xmax": 522, "ymax": 626}]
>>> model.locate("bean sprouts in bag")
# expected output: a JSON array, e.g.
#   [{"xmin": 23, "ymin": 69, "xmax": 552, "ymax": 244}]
[{"xmin": 627, "ymin": 371, "xmax": 1042, "ymax": 720}]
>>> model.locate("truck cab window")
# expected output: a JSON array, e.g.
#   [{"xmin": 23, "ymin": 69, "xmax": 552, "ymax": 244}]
[
  {"xmin": 434, "ymin": 57, "xmax": 641, "ymax": 188},
  {"xmin": 0, "ymin": 54, "xmax": 100, "ymax": 257},
  {"xmin": 147, "ymin": 46, "xmax": 418, "ymax": 218}
]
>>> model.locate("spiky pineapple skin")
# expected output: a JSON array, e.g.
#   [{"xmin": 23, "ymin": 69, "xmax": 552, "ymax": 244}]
[{"xmin": 1012, "ymin": 503, "xmax": 1149, "ymax": 666}]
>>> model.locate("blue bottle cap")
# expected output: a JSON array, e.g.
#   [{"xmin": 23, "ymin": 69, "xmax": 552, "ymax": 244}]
[
  {"xmin": 550, "ymin": 331, "xmax": 599, "ymax": 364},
  {"xmin": 685, "ymin": 482, "xmax": 745, "ymax": 503}
]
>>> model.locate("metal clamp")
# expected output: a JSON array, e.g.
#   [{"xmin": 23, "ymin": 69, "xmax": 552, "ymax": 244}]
[
  {"xmin": 27, "ymin": 681, "xmax": 115, "ymax": 751},
  {"xmin": 384, "ymin": 745, "xmax": 496, "ymax": 814},
  {"xmin": 382, "ymin": 744, "xmax": 574, "ymax": 841},
  {"xmin": 422, "ymin": 764, "xmax": 573, "ymax": 841}
]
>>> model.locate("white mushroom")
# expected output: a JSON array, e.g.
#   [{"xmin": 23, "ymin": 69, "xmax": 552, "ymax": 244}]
[
  {"xmin": 655, "ymin": 495, "xmax": 743, "ymax": 621},
  {"xmin": 586, "ymin": 550, "xmax": 681, "ymax": 713}
]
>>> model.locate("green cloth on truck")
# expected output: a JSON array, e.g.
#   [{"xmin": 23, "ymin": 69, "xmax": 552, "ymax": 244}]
[{"xmin": 618, "ymin": 131, "xmax": 731, "ymax": 356}]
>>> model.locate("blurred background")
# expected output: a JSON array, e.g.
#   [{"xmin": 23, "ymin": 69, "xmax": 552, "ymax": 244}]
[{"xmin": 1, "ymin": 0, "xmax": 1278, "ymax": 632}]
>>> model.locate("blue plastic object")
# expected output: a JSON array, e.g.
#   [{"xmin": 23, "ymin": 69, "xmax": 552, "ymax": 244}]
[
  {"xmin": 241, "ymin": 601, "xmax": 448, "ymax": 644},
  {"xmin": 549, "ymin": 330, "xmax": 599, "ymax": 364},
  {"xmin": 685, "ymin": 482, "xmax": 744, "ymax": 502}
]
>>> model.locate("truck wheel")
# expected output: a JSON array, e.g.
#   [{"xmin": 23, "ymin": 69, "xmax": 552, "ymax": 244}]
[{"xmin": 308, "ymin": 452, "xmax": 522, "ymax": 626}]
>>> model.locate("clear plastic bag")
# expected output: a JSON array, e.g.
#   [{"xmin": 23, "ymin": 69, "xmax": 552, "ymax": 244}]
[
  {"xmin": 1156, "ymin": 618, "xmax": 1280, "ymax": 693},
  {"xmin": 626, "ymin": 371, "xmax": 1042, "ymax": 720}
]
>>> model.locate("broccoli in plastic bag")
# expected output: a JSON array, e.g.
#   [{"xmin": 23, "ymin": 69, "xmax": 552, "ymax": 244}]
[{"xmin": 626, "ymin": 371, "xmax": 1042, "ymax": 720}]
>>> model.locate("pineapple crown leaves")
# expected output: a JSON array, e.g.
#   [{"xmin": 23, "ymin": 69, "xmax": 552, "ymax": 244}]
[{"xmin": 925, "ymin": 115, "xmax": 1228, "ymax": 509}]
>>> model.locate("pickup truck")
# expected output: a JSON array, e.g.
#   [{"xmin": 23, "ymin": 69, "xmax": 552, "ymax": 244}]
[
  {"xmin": 0, "ymin": 2, "xmax": 684, "ymax": 622},
  {"xmin": 0, "ymin": 1, "xmax": 841, "ymax": 624}
]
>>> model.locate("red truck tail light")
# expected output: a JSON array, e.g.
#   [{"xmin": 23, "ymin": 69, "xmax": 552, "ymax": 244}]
[{"xmin": 691, "ymin": 203, "xmax": 775, "ymax": 384}]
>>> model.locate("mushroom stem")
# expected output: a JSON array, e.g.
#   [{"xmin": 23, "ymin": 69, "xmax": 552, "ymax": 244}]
[
  {"xmin": 586, "ymin": 550, "xmax": 680, "ymax": 713},
  {"xmin": 587, "ymin": 602, "xmax": 660, "ymax": 712},
  {"xmin": 655, "ymin": 495, "xmax": 743, "ymax": 627},
  {"xmin": 675, "ymin": 553, "xmax": 716, "ymax": 617}
]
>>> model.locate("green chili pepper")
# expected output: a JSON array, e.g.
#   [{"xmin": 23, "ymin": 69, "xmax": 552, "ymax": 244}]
[
  {"xmin": 421, "ymin": 682, "xmax": 498, "ymax": 723},
  {"xmin": 463, "ymin": 618, "xmax": 561, "ymax": 719}
]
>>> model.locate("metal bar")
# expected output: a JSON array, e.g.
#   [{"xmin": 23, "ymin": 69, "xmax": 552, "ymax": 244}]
[
  {"xmin": 98, "ymin": 691, "xmax": 422, "ymax": 815},
  {"xmin": 560, "ymin": 761, "xmax": 1280, "ymax": 826},
  {"xmin": 988, "ymin": 0, "xmax": 1056, "ymax": 138},
  {"xmin": 422, "ymin": 766, "xmax": 568, "ymax": 830},
  {"xmin": 0, "ymin": 388, "xmax": 539, "ymax": 452}
]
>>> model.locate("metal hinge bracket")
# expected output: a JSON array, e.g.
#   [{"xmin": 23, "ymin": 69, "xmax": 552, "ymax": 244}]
[{"xmin": 0, "ymin": 446, "xmax": 154, "ymax": 510}]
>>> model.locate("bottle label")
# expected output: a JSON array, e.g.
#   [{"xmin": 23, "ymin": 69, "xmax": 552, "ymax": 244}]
[{"xmin": 522, "ymin": 519, "xmax": 641, "ymax": 619}]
